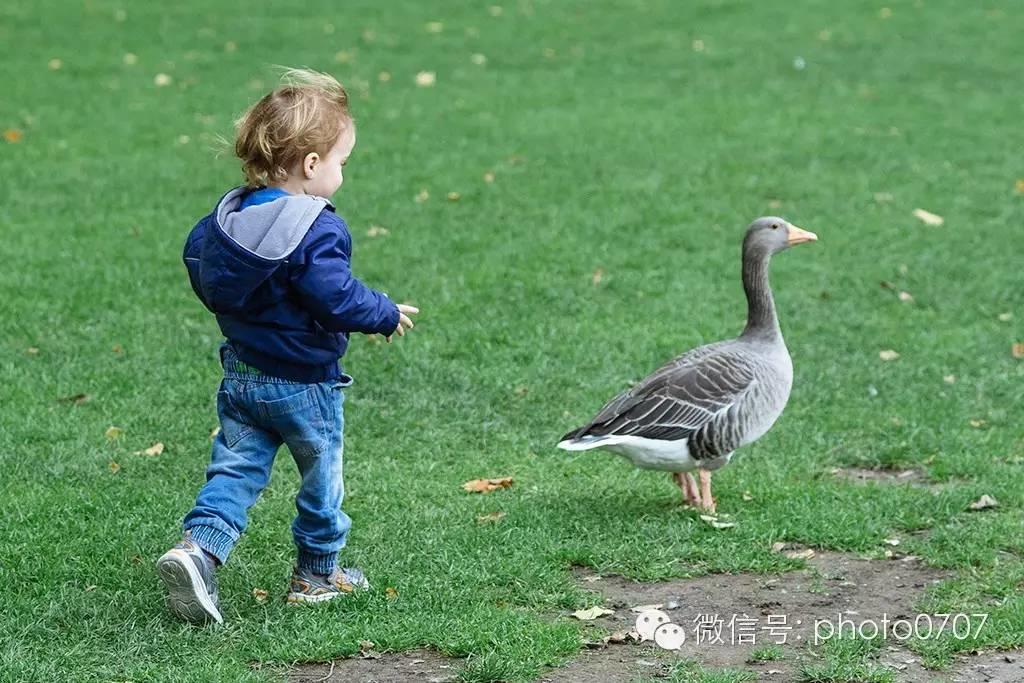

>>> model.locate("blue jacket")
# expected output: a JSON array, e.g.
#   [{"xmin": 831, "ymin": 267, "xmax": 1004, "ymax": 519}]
[{"xmin": 183, "ymin": 187, "xmax": 400, "ymax": 383}]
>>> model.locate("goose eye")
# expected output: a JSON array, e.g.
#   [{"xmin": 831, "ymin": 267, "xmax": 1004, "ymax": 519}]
[{"xmin": 771, "ymin": 224, "xmax": 779, "ymax": 230}]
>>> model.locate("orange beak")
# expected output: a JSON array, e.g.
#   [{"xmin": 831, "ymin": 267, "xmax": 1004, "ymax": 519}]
[{"xmin": 786, "ymin": 224, "xmax": 818, "ymax": 246}]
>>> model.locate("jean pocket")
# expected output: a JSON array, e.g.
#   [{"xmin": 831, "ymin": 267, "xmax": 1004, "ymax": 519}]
[
  {"xmin": 256, "ymin": 387, "xmax": 328, "ymax": 458},
  {"xmin": 217, "ymin": 389, "xmax": 253, "ymax": 448}
]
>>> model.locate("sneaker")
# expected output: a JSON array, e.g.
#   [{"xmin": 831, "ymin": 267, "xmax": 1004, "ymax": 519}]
[
  {"xmin": 155, "ymin": 535, "xmax": 223, "ymax": 624},
  {"xmin": 286, "ymin": 566, "xmax": 370, "ymax": 604}
]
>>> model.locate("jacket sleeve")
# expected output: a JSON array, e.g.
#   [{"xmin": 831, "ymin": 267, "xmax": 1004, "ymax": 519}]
[
  {"xmin": 183, "ymin": 215, "xmax": 215, "ymax": 312},
  {"xmin": 289, "ymin": 215, "xmax": 400, "ymax": 335}
]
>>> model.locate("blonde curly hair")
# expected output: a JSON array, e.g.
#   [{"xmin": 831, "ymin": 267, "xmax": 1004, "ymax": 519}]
[{"xmin": 234, "ymin": 68, "xmax": 353, "ymax": 187}]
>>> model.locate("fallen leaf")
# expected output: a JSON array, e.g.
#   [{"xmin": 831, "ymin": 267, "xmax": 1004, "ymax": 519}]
[
  {"xmin": 898, "ymin": 291, "xmax": 914, "ymax": 302},
  {"xmin": 943, "ymin": 375, "xmax": 957, "ymax": 384},
  {"xmin": 385, "ymin": 586, "xmax": 398, "ymax": 599},
  {"xmin": 879, "ymin": 349, "xmax": 900, "ymax": 361},
  {"xmin": 415, "ymin": 189, "xmax": 429, "ymax": 203},
  {"xmin": 252, "ymin": 588, "xmax": 268, "ymax": 603},
  {"xmin": 105, "ymin": 426, "xmax": 124, "ymax": 440},
  {"xmin": 461, "ymin": 477, "xmax": 514, "ymax": 493},
  {"xmin": 483, "ymin": 171, "xmax": 495, "ymax": 183},
  {"xmin": 969, "ymin": 419, "xmax": 986, "ymax": 428},
  {"xmin": 786, "ymin": 548, "xmax": 816, "ymax": 560},
  {"xmin": 591, "ymin": 268, "xmax": 604, "ymax": 285},
  {"xmin": 378, "ymin": 71, "xmax": 391, "ymax": 82},
  {"xmin": 1015, "ymin": 179, "xmax": 1024, "ymax": 194},
  {"xmin": 604, "ymin": 631, "xmax": 634, "ymax": 645},
  {"xmin": 883, "ymin": 538, "xmax": 900, "ymax": 546},
  {"xmin": 513, "ymin": 385, "xmax": 528, "ymax": 396},
  {"xmin": 415, "ymin": 71, "xmax": 436, "ymax": 87},
  {"xmin": 998, "ymin": 312, "xmax": 1012, "ymax": 322},
  {"xmin": 141, "ymin": 442, "xmax": 164, "ymax": 456},
  {"xmin": 4, "ymin": 129, "xmax": 23, "ymax": 143},
  {"xmin": 572, "ymin": 606, "xmax": 614, "ymax": 620},
  {"xmin": 108, "ymin": 461, "xmax": 121, "ymax": 474},
  {"xmin": 26, "ymin": 346, "xmax": 39, "ymax": 354},
  {"xmin": 1012, "ymin": 343, "xmax": 1024, "ymax": 359},
  {"xmin": 425, "ymin": 21, "xmax": 443, "ymax": 33},
  {"xmin": 968, "ymin": 494, "xmax": 998, "ymax": 511},
  {"xmin": 366, "ymin": 225, "xmax": 390, "ymax": 237},
  {"xmin": 154, "ymin": 73, "xmax": 173, "ymax": 87},
  {"xmin": 742, "ymin": 491, "xmax": 754, "ymax": 501},
  {"xmin": 912, "ymin": 208, "xmax": 944, "ymax": 226},
  {"xmin": 700, "ymin": 514, "xmax": 736, "ymax": 529},
  {"xmin": 446, "ymin": 191, "xmax": 461, "ymax": 201},
  {"xmin": 359, "ymin": 639, "xmax": 381, "ymax": 659},
  {"xmin": 771, "ymin": 542, "xmax": 787, "ymax": 552},
  {"xmin": 630, "ymin": 603, "xmax": 664, "ymax": 613},
  {"xmin": 48, "ymin": 58, "xmax": 62, "ymax": 70},
  {"xmin": 471, "ymin": 53, "xmax": 487, "ymax": 65},
  {"xmin": 112, "ymin": 344, "xmax": 123, "ymax": 354},
  {"xmin": 59, "ymin": 393, "xmax": 91, "ymax": 405}
]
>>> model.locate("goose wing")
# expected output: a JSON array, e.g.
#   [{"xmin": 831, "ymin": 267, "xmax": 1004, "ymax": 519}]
[{"xmin": 563, "ymin": 347, "xmax": 757, "ymax": 442}]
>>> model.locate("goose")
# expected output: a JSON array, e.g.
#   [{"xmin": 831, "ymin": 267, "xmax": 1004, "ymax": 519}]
[{"xmin": 557, "ymin": 217, "xmax": 817, "ymax": 513}]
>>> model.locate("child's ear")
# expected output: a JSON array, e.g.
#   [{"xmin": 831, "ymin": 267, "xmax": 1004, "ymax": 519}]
[{"xmin": 302, "ymin": 152, "xmax": 320, "ymax": 179}]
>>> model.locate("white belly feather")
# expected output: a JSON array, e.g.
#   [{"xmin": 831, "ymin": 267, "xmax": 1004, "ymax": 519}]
[{"xmin": 557, "ymin": 434, "xmax": 700, "ymax": 472}]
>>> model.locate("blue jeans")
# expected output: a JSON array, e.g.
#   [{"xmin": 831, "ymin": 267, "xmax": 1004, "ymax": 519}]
[{"xmin": 183, "ymin": 345, "xmax": 352, "ymax": 575}]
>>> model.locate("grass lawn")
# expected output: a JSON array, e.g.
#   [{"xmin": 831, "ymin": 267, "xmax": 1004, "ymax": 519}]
[{"xmin": 2, "ymin": 0, "xmax": 1023, "ymax": 681}]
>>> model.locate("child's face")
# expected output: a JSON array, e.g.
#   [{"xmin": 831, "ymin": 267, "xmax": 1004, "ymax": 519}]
[{"xmin": 304, "ymin": 125, "xmax": 356, "ymax": 198}]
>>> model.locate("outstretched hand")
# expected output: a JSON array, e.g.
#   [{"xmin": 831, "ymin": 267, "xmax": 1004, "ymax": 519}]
[{"xmin": 386, "ymin": 304, "xmax": 419, "ymax": 343}]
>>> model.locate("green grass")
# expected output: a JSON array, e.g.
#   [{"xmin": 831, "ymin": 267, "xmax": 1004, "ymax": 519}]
[
  {"xmin": 749, "ymin": 644, "xmax": 785, "ymax": 663},
  {"xmin": 3, "ymin": 0, "xmax": 1024, "ymax": 681}
]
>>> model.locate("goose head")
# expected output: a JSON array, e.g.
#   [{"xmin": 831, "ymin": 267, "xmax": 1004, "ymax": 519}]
[{"xmin": 743, "ymin": 216, "xmax": 818, "ymax": 257}]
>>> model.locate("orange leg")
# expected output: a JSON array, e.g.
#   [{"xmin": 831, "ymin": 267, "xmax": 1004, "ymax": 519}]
[
  {"xmin": 698, "ymin": 469, "xmax": 716, "ymax": 514},
  {"xmin": 673, "ymin": 472, "xmax": 703, "ymax": 507}
]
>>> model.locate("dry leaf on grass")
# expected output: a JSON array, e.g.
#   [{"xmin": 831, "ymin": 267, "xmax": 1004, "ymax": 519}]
[
  {"xmin": 1012, "ymin": 343, "xmax": 1024, "ymax": 359},
  {"xmin": 252, "ymin": 588, "xmax": 268, "ymax": 603},
  {"xmin": 969, "ymin": 419, "xmax": 986, "ymax": 428},
  {"xmin": 700, "ymin": 514, "xmax": 736, "ymax": 529},
  {"xmin": 108, "ymin": 461, "xmax": 121, "ymax": 474},
  {"xmin": 385, "ymin": 587, "xmax": 398, "ymax": 599},
  {"xmin": 912, "ymin": 208, "xmax": 944, "ymax": 226},
  {"xmin": 482, "ymin": 171, "xmax": 495, "ymax": 183},
  {"xmin": 359, "ymin": 639, "xmax": 380, "ymax": 659},
  {"xmin": 630, "ymin": 603, "xmax": 664, "ymax": 613},
  {"xmin": 943, "ymin": 375, "xmax": 957, "ymax": 384},
  {"xmin": 591, "ymin": 268, "xmax": 604, "ymax": 285},
  {"xmin": 414, "ymin": 189, "xmax": 429, "ymax": 203},
  {"xmin": 26, "ymin": 346, "xmax": 39, "ymax": 354},
  {"xmin": 4, "ymin": 129, "xmax": 24, "ymax": 143},
  {"xmin": 786, "ymin": 548, "xmax": 816, "ymax": 560},
  {"xmin": 446, "ymin": 191, "xmax": 461, "ymax": 201},
  {"xmin": 105, "ymin": 426, "xmax": 124, "ymax": 440},
  {"xmin": 59, "ymin": 393, "xmax": 91, "ymax": 405},
  {"xmin": 898, "ymin": 291, "xmax": 914, "ymax": 302},
  {"xmin": 1015, "ymin": 179, "xmax": 1024, "ymax": 194},
  {"xmin": 998, "ymin": 312, "xmax": 1013, "ymax": 322},
  {"xmin": 968, "ymin": 494, "xmax": 998, "ymax": 511},
  {"xmin": 572, "ymin": 606, "xmax": 614, "ymax": 620},
  {"xmin": 366, "ymin": 225, "xmax": 390, "ymax": 237},
  {"xmin": 378, "ymin": 71, "xmax": 391, "ymax": 82},
  {"xmin": 415, "ymin": 71, "xmax": 436, "ymax": 87},
  {"xmin": 136, "ymin": 442, "xmax": 164, "ymax": 456},
  {"xmin": 879, "ymin": 349, "xmax": 900, "ymax": 361},
  {"xmin": 461, "ymin": 477, "xmax": 513, "ymax": 493},
  {"xmin": 154, "ymin": 73, "xmax": 172, "ymax": 87},
  {"xmin": 883, "ymin": 538, "xmax": 901, "ymax": 546}
]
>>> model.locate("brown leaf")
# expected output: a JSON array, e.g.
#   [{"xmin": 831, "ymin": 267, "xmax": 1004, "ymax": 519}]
[
  {"xmin": 252, "ymin": 588, "xmax": 268, "ymax": 603},
  {"xmin": 477, "ymin": 511, "xmax": 506, "ymax": 524},
  {"xmin": 112, "ymin": 344, "xmax": 123, "ymax": 354},
  {"xmin": 59, "ymin": 393, "xmax": 91, "ymax": 405},
  {"xmin": 108, "ymin": 461, "xmax": 121, "ymax": 474},
  {"xmin": 105, "ymin": 426, "xmax": 124, "ymax": 440},
  {"xmin": 4, "ymin": 129, "xmax": 23, "ymax": 143},
  {"xmin": 912, "ymin": 208, "xmax": 944, "ymax": 226},
  {"xmin": 786, "ymin": 548, "xmax": 816, "ymax": 560},
  {"xmin": 879, "ymin": 349, "xmax": 900, "ymax": 361},
  {"xmin": 462, "ymin": 476, "xmax": 514, "ymax": 493},
  {"xmin": 142, "ymin": 442, "xmax": 164, "ymax": 456},
  {"xmin": 385, "ymin": 586, "xmax": 398, "ymax": 599},
  {"xmin": 1012, "ymin": 343, "xmax": 1024, "ymax": 359},
  {"xmin": 968, "ymin": 494, "xmax": 998, "ymax": 511},
  {"xmin": 572, "ymin": 606, "xmax": 614, "ymax": 620},
  {"xmin": 1014, "ymin": 179, "xmax": 1024, "ymax": 194}
]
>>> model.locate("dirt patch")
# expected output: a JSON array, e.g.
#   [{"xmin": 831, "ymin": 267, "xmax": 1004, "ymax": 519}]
[
  {"xmin": 832, "ymin": 466, "xmax": 928, "ymax": 486},
  {"xmin": 286, "ymin": 554, "xmax": 1019, "ymax": 682}
]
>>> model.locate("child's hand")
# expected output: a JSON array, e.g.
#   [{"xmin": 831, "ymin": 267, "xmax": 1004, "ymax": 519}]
[{"xmin": 386, "ymin": 304, "xmax": 419, "ymax": 343}]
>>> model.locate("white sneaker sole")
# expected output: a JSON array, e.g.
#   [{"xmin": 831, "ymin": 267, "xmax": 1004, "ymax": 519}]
[{"xmin": 156, "ymin": 549, "xmax": 223, "ymax": 624}]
